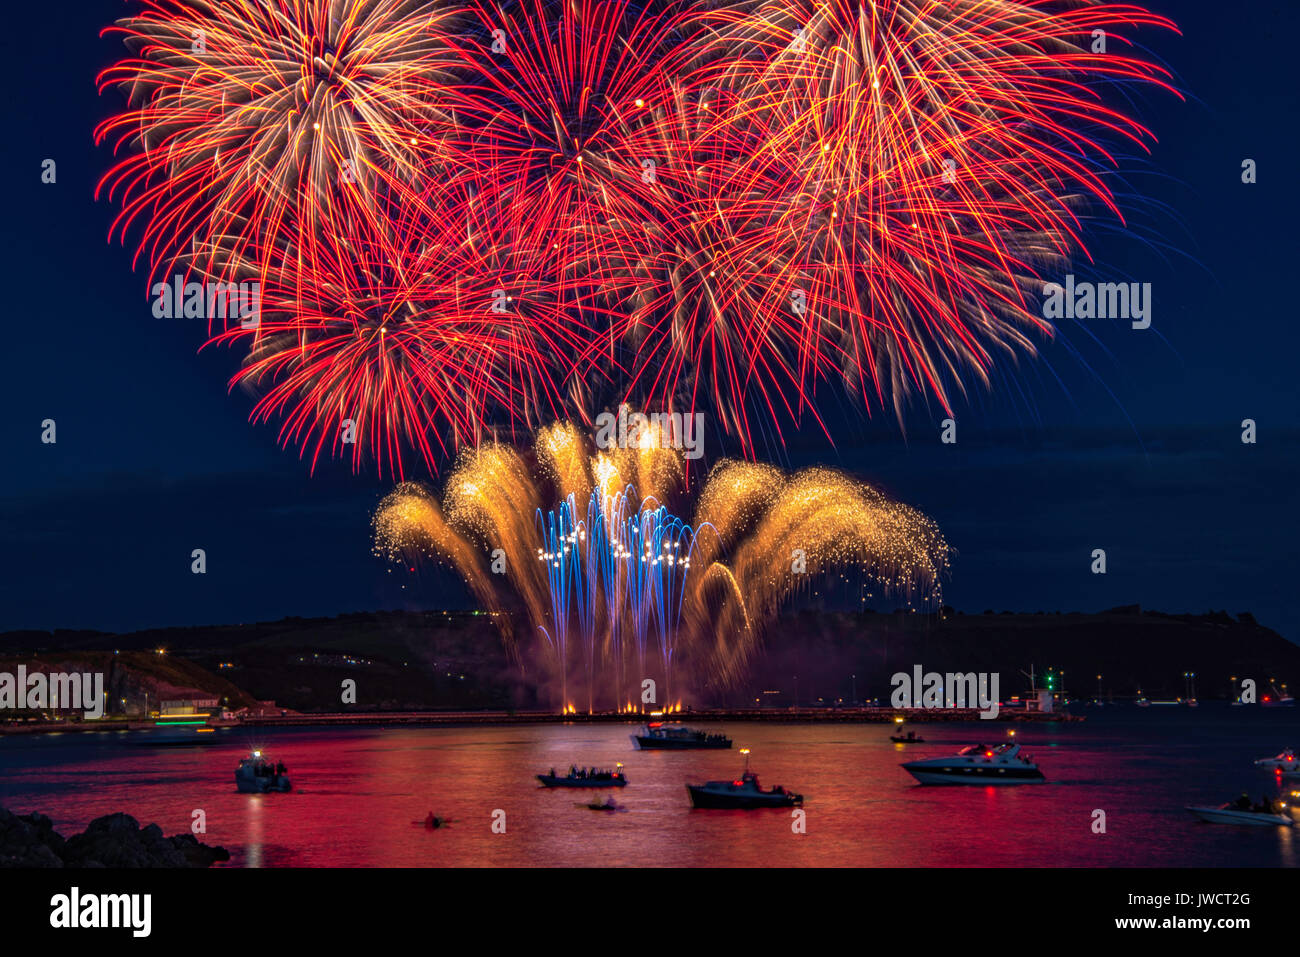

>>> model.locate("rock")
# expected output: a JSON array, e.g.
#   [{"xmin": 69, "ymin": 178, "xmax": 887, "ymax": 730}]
[
  {"xmin": 22, "ymin": 812, "xmax": 67, "ymax": 856},
  {"xmin": 168, "ymin": 832, "xmax": 231, "ymax": 867},
  {"xmin": 0, "ymin": 807, "xmax": 66, "ymax": 867},
  {"xmin": 0, "ymin": 806, "xmax": 228, "ymax": 868},
  {"xmin": 64, "ymin": 813, "xmax": 189, "ymax": 868},
  {"xmin": 0, "ymin": 843, "xmax": 64, "ymax": 868}
]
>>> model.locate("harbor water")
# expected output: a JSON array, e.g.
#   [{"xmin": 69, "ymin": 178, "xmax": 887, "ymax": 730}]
[{"xmin": 2, "ymin": 706, "xmax": 1297, "ymax": 867}]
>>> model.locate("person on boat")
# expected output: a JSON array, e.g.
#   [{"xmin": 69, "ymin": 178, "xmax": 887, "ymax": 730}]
[
  {"xmin": 549, "ymin": 767, "xmax": 556, "ymax": 778},
  {"xmin": 1233, "ymin": 792, "xmax": 1251, "ymax": 810},
  {"xmin": 276, "ymin": 761, "xmax": 286, "ymax": 776},
  {"xmin": 423, "ymin": 812, "xmax": 443, "ymax": 829}
]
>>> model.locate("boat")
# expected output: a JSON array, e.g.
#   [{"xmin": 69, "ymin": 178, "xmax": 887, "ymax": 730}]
[
  {"xmin": 890, "ymin": 732, "xmax": 925, "ymax": 744},
  {"xmin": 235, "ymin": 750, "xmax": 291, "ymax": 793},
  {"xmin": 1254, "ymin": 749, "xmax": 1300, "ymax": 773},
  {"xmin": 901, "ymin": 742, "xmax": 1045, "ymax": 785},
  {"xmin": 1232, "ymin": 682, "xmax": 1294, "ymax": 707},
  {"xmin": 1261, "ymin": 684, "xmax": 1296, "ymax": 708},
  {"xmin": 686, "ymin": 749, "xmax": 803, "ymax": 809},
  {"xmin": 1186, "ymin": 803, "xmax": 1293, "ymax": 827},
  {"xmin": 537, "ymin": 764, "xmax": 627, "ymax": 788},
  {"xmin": 631, "ymin": 722, "xmax": 731, "ymax": 750},
  {"xmin": 129, "ymin": 725, "xmax": 222, "ymax": 746},
  {"xmin": 582, "ymin": 797, "xmax": 628, "ymax": 812}
]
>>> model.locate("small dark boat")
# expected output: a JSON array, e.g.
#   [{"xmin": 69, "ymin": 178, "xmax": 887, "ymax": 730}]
[
  {"xmin": 687, "ymin": 750, "xmax": 803, "ymax": 809},
  {"xmin": 130, "ymin": 724, "xmax": 223, "ymax": 747},
  {"xmin": 537, "ymin": 764, "xmax": 627, "ymax": 788},
  {"xmin": 235, "ymin": 750, "xmax": 292, "ymax": 793},
  {"xmin": 632, "ymin": 721, "xmax": 731, "ymax": 750},
  {"xmin": 890, "ymin": 732, "xmax": 925, "ymax": 744},
  {"xmin": 583, "ymin": 797, "xmax": 628, "ymax": 812}
]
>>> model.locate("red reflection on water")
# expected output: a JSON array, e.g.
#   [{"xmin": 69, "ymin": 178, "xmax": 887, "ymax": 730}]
[{"xmin": 1, "ymin": 714, "xmax": 1296, "ymax": 867}]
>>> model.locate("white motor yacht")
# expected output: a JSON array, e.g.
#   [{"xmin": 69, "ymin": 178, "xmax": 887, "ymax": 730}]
[
  {"xmin": 1186, "ymin": 803, "xmax": 1293, "ymax": 827},
  {"xmin": 902, "ymin": 742, "xmax": 1045, "ymax": 785},
  {"xmin": 1254, "ymin": 749, "xmax": 1300, "ymax": 774}
]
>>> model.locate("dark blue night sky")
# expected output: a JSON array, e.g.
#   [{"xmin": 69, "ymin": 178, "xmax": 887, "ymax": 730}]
[{"xmin": 1, "ymin": 1, "xmax": 1296, "ymax": 640}]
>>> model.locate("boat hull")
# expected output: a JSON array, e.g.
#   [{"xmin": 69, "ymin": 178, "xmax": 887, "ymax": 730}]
[
  {"xmin": 131, "ymin": 728, "xmax": 223, "ymax": 747},
  {"xmin": 236, "ymin": 775, "xmax": 291, "ymax": 793},
  {"xmin": 1186, "ymin": 806, "xmax": 1292, "ymax": 827},
  {"xmin": 631, "ymin": 735, "xmax": 731, "ymax": 750},
  {"xmin": 903, "ymin": 764, "xmax": 1045, "ymax": 785},
  {"xmin": 1254, "ymin": 757, "xmax": 1300, "ymax": 773},
  {"xmin": 537, "ymin": 775, "xmax": 626, "ymax": 788},
  {"xmin": 687, "ymin": 785, "xmax": 800, "ymax": 809}
]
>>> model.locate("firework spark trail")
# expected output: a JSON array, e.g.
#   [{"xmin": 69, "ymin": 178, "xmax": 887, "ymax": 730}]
[
  {"xmin": 99, "ymin": 0, "xmax": 1181, "ymax": 470},
  {"xmin": 686, "ymin": 458, "xmax": 783, "ymax": 589},
  {"xmin": 433, "ymin": 0, "xmax": 690, "ymax": 260},
  {"xmin": 536, "ymin": 494, "xmax": 583, "ymax": 706},
  {"xmin": 590, "ymin": 84, "xmax": 840, "ymax": 454},
  {"xmin": 373, "ymin": 420, "xmax": 949, "ymax": 706},
  {"xmin": 534, "ymin": 485, "xmax": 696, "ymax": 709},
  {"xmin": 370, "ymin": 482, "xmax": 515, "ymax": 643},
  {"xmin": 206, "ymin": 174, "xmax": 596, "ymax": 477}
]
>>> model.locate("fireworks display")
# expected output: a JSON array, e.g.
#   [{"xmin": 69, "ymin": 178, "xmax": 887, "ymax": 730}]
[
  {"xmin": 98, "ymin": 0, "xmax": 1179, "ymax": 470},
  {"xmin": 373, "ymin": 418, "xmax": 949, "ymax": 707}
]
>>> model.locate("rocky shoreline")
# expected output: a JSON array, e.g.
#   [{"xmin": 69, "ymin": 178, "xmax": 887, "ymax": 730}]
[{"xmin": 0, "ymin": 806, "xmax": 230, "ymax": 868}]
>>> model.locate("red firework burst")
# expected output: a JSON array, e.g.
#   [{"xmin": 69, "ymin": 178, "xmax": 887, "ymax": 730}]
[
  {"xmin": 668, "ymin": 0, "xmax": 1181, "ymax": 424},
  {"xmin": 97, "ymin": 0, "xmax": 1181, "ymax": 470},
  {"xmin": 430, "ymin": 0, "xmax": 694, "ymax": 271},
  {"xmin": 95, "ymin": 0, "xmax": 462, "ymax": 282}
]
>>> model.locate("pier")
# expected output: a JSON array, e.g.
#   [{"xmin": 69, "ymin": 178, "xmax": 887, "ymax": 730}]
[{"xmin": 0, "ymin": 705, "xmax": 1083, "ymax": 735}]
